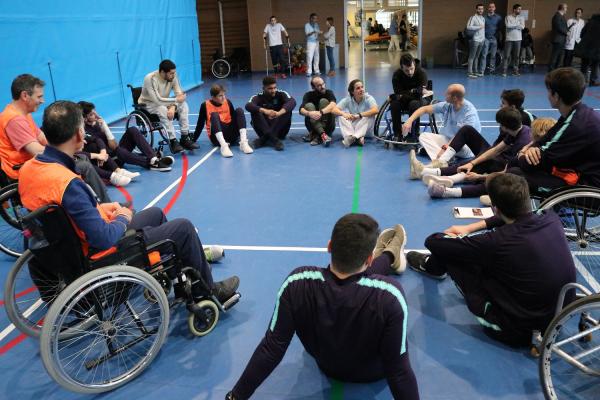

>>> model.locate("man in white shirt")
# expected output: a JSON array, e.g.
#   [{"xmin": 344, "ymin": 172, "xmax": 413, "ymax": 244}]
[
  {"xmin": 466, "ymin": 4, "xmax": 486, "ymax": 78},
  {"xmin": 305, "ymin": 13, "xmax": 322, "ymax": 77},
  {"xmin": 564, "ymin": 8, "xmax": 585, "ymax": 67},
  {"xmin": 263, "ymin": 16, "xmax": 289, "ymax": 79},
  {"xmin": 502, "ymin": 4, "xmax": 525, "ymax": 76}
]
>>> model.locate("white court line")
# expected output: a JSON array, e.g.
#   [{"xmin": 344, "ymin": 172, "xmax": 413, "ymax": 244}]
[
  {"xmin": 0, "ymin": 299, "xmax": 42, "ymax": 343},
  {"xmin": 220, "ymin": 245, "xmax": 430, "ymax": 254},
  {"xmin": 573, "ymin": 257, "xmax": 600, "ymax": 293}
]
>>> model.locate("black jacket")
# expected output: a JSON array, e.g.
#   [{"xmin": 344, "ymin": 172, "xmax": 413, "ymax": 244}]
[
  {"xmin": 551, "ymin": 12, "xmax": 568, "ymax": 44},
  {"xmin": 576, "ymin": 14, "xmax": 600, "ymax": 61}
]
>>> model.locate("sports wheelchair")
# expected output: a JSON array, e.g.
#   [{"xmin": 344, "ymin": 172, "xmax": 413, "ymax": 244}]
[
  {"xmin": 0, "ymin": 163, "xmax": 27, "ymax": 257},
  {"xmin": 3, "ymin": 204, "xmax": 240, "ymax": 394},
  {"xmin": 373, "ymin": 80, "xmax": 439, "ymax": 150}
]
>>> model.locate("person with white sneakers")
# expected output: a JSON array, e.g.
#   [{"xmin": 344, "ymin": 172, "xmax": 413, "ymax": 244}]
[
  {"xmin": 332, "ymin": 79, "xmax": 378, "ymax": 148},
  {"xmin": 193, "ymin": 84, "xmax": 253, "ymax": 158},
  {"xmin": 305, "ymin": 13, "xmax": 322, "ymax": 77}
]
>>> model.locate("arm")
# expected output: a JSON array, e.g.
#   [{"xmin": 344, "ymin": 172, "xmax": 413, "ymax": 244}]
[
  {"xmin": 443, "ymin": 219, "xmax": 488, "ymax": 237},
  {"xmin": 97, "ymin": 119, "xmax": 118, "ymax": 150},
  {"xmin": 466, "ymin": 16, "xmax": 480, "ymax": 31},
  {"xmin": 424, "ymin": 230, "xmax": 496, "ymax": 266},
  {"xmin": 145, "ymin": 74, "xmax": 177, "ymax": 105},
  {"xmin": 305, "ymin": 24, "xmax": 316, "ymax": 38},
  {"xmin": 459, "ymin": 142, "xmax": 508, "ymax": 173},
  {"xmin": 404, "ymin": 104, "xmax": 434, "ymax": 126},
  {"xmin": 245, "ymin": 94, "xmax": 261, "ymax": 114},
  {"xmin": 193, "ymin": 103, "xmax": 207, "ymax": 140},
  {"xmin": 505, "ymin": 16, "xmax": 518, "ymax": 30},
  {"xmin": 5, "ymin": 118, "xmax": 45, "ymax": 156}
]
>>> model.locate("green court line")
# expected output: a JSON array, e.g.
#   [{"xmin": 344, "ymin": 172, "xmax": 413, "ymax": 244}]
[
  {"xmin": 330, "ymin": 379, "xmax": 344, "ymax": 400},
  {"xmin": 351, "ymin": 146, "xmax": 364, "ymax": 213}
]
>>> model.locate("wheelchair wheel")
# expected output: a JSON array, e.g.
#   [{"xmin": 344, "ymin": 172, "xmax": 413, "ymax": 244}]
[
  {"xmin": 539, "ymin": 293, "xmax": 600, "ymax": 399},
  {"xmin": 40, "ymin": 265, "xmax": 169, "ymax": 394},
  {"xmin": 188, "ymin": 299, "xmax": 219, "ymax": 337},
  {"xmin": 125, "ymin": 111, "xmax": 154, "ymax": 148},
  {"xmin": 0, "ymin": 183, "xmax": 27, "ymax": 257},
  {"xmin": 212, "ymin": 58, "xmax": 231, "ymax": 79}
]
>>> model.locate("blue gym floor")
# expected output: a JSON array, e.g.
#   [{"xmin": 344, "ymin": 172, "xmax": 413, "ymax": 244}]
[{"xmin": 1, "ymin": 49, "xmax": 600, "ymax": 399}]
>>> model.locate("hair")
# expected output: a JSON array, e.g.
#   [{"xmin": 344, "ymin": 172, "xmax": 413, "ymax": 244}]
[
  {"xmin": 78, "ymin": 101, "xmax": 95, "ymax": 117},
  {"xmin": 310, "ymin": 13, "xmax": 317, "ymax": 19},
  {"xmin": 488, "ymin": 1, "xmax": 496, "ymax": 5},
  {"xmin": 400, "ymin": 53, "xmax": 415, "ymax": 67},
  {"xmin": 330, "ymin": 213, "xmax": 379, "ymax": 274},
  {"xmin": 513, "ymin": 3, "xmax": 521, "ymax": 10},
  {"xmin": 486, "ymin": 173, "xmax": 532, "ymax": 219},
  {"xmin": 262, "ymin": 75, "xmax": 277, "ymax": 87},
  {"xmin": 42, "ymin": 101, "xmax": 83, "ymax": 146},
  {"xmin": 476, "ymin": 3, "xmax": 484, "ymax": 9},
  {"xmin": 544, "ymin": 68, "xmax": 586, "ymax": 106},
  {"xmin": 159, "ymin": 59, "xmax": 176, "ymax": 73},
  {"xmin": 558, "ymin": 3, "xmax": 567, "ymax": 11},
  {"xmin": 501, "ymin": 89, "xmax": 525, "ymax": 109},
  {"xmin": 327, "ymin": 17, "xmax": 334, "ymax": 25},
  {"xmin": 347, "ymin": 79, "xmax": 363, "ymax": 96},
  {"xmin": 496, "ymin": 107, "xmax": 522, "ymax": 131},
  {"xmin": 11, "ymin": 74, "xmax": 45, "ymax": 101},
  {"xmin": 368, "ymin": 17, "xmax": 372, "ymax": 21},
  {"xmin": 210, "ymin": 83, "xmax": 226, "ymax": 97},
  {"xmin": 270, "ymin": 15, "xmax": 276, "ymax": 20},
  {"xmin": 530, "ymin": 117, "xmax": 557, "ymax": 142},
  {"xmin": 575, "ymin": 8, "xmax": 583, "ymax": 13}
]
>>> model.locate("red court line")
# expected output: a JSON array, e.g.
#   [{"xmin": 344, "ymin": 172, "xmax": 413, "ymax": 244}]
[
  {"xmin": 0, "ymin": 286, "xmax": 36, "ymax": 306},
  {"xmin": 162, "ymin": 153, "xmax": 189, "ymax": 215},
  {"xmin": 115, "ymin": 186, "xmax": 133, "ymax": 208},
  {"xmin": 0, "ymin": 333, "xmax": 27, "ymax": 355}
]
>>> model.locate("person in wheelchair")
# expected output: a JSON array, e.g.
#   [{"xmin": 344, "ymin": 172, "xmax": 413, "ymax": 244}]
[
  {"xmin": 407, "ymin": 173, "xmax": 576, "ymax": 347},
  {"xmin": 18, "ymin": 100, "xmax": 240, "ymax": 303},
  {"xmin": 79, "ymin": 101, "xmax": 174, "ymax": 172},
  {"xmin": 138, "ymin": 59, "xmax": 198, "ymax": 153},
  {"xmin": 510, "ymin": 68, "xmax": 600, "ymax": 194},
  {"xmin": 332, "ymin": 79, "xmax": 378, "ymax": 148},
  {"xmin": 390, "ymin": 54, "xmax": 429, "ymax": 142},
  {"xmin": 0, "ymin": 74, "xmax": 113, "ymax": 204}
]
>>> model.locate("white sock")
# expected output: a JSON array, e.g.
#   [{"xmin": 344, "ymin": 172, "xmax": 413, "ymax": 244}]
[
  {"xmin": 443, "ymin": 187, "xmax": 462, "ymax": 198},
  {"xmin": 439, "ymin": 147, "xmax": 457, "ymax": 163},
  {"xmin": 239, "ymin": 128, "xmax": 248, "ymax": 143},
  {"xmin": 215, "ymin": 132, "xmax": 228, "ymax": 147},
  {"xmin": 422, "ymin": 167, "xmax": 440, "ymax": 177},
  {"xmin": 449, "ymin": 172, "xmax": 466, "ymax": 184}
]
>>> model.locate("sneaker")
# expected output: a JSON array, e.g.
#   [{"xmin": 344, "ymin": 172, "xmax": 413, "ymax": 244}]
[
  {"xmin": 468, "ymin": 73, "xmax": 478, "ymax": 79},
  {"xmin": 342, "ymin": 136, "xmax": 356, "ymax": 148},
  {"xmin": 161, "ymin": 156, "xmax": 174, "ymax": 166},
  {"xmin": 212, "ymin": 276, "xmax": 240, "ymax": 303},
  {"xmin": 321, "ymin": 133, "xmax": 332, "ymax": 147},
  {"xmin": 302, "ymin": 134, "xmax": 311, "ymax": 143},
  {"xmin": 314, "ymin": 72, "xmax": 321, "ymax": 76},
  {"xmin": 180, "ymin": 135, "xmax": 200, "ymax": 150},
  {"xmin": 501, "ymin": 71, "xmax": 507, "ymax": 77},
  {"xmin": 306, "ymin": 73, "xmax": 312, "ymax": 77},
  {"xmin": 373, "ymin": 228, "xmax": 395, "ymax": 259},
  {"xmin": 220, "ymin": 143, "xmax": 233, "ymax": 158},
  {"xmin": 480, "ymin": 194, "xmax": 492, "ymax": 206},
  {"xmin": 150, "ymin": 157, "xmax": 173, "ymax": 171},
  {"xmin": 310, "ymin": 138, "xmax": 320, "ymax": 146},
  {"xmin": 512, "ymin": 70, "xmax": 520, "ymax": 76},
  {"xmin": 240, "ymin": 140, "xmax": 254, "ymax": 154},
  {"xmin": 476, "ymin": 73, "xmax": 484, "ymax": 77},
  {"xmin": 427, "ymin": 182, "xmax": 446, "ymax": 198},
  {"xmin": 118, "ymin": 169, "xmax": 140, "ymax": 179},
  {"xmin": 409, "ymin": 149, "xmax": 424, "ymax": 180},
  {"xmin": 387, "ymin": 224, "xmax": 407, "ymax": 273},
  {"xmin": 253, "ymin": 137, "xmax": 266, "ymax": 149},
  {"xmin": 407, "ymin": 251, "xmax": 447, "ymax": 280},
  {"xmin": 357, "ymin": 137, "xmax": 365, "ymax": 146},
  {"xmin": 274, "ymin": 139, "xmax": 284, "ymax": 151},
  {"xmin": 428, "ymin": 159, "xmax": 448, "ymax": 169},
  {"xmin": 110, "ymin": 172, "xmax": 131, "ymax": 187},
  {"xmin": 204, "ymin": 245, "xmax": 225, "ymax": 262},
  {"xmin": 422, "ymin": 175, "xmax": 454, "ymax": 187},
  {"xmin": 170, "ymin": 139, "xmax": 184, "ymax": 154}
]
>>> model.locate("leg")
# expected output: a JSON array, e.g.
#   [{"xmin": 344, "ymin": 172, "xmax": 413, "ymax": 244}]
[
  {"xmin": 338, "ymin": 117, "xmax": 355, "ymax": 140},
  {"xmin": 250, "ymin": 112, "xmax": 275, "ymax": 141},
  {"xmin": 209, "ymin": 112, "xmax": 225, "ymax": 146},
  {"xmin": 488, "ymin": 37, "xmax": 498, "ymax": 72},
  {"xmin": 146, "ymin": 104, "xmax": 175, "ymax": 139},
  {"xmin": 508, "ymin": 166, "xmax": 566, "ymax": 194},
  {"xmin": 74, "ymin": 158, "xmax": 111, "ymax": 203},
  {"xmin": 117, "ymin": 127, "xmax": 155, "ymax": 167},
  {"xmin": 312, "ymin": 42, "xmax": 320, "ymax": 74},
  {"xmin": 502, "ymin": 41, "xmax": 513, "ymax": 74},
  {"xmin": 447, "ymin": 125, "xmax": 490, "ymax": 157},
  {"xmin": 473, "ymin": 41, "xmax": 484, "ymax": 74},
  {"xmin": 326, "ymin": 46, "xmax": 335, "ymax": 73},
  {"xmin": 563, "ymin": 49, "xmax": 573, "ymax": 67},
  {"xmin": 353, "ymin": 116, "xmax": 374, "ymax": 139},
  {"xmin": 277, "ymin": 45, "xmax": 288, "ymax": 73},
  {"xmin": 419, "ymin": 132, "xmax": 449, "ymax": 160},
  {"xmin": 128, "ymin": 207, "xmax": 167, "ymax": 230},
  {"xmin": 269, "ymin": 45, "xmax": 279, "ymax": 73},
  {"xmin": 467, "ymin": 40, "xmax": 477, "ymax": 74},
  {"xmin": 273, "ymin": 111, "xmax": 292, "ymax": 139},
  {"xmin": 303, "ymin": 102, "xmax": 320, "ymax": 140},
  {"xmin": 512, "ymin": 41, "xmax": 521, "ymax": 72},
  {"xmin": 479, "ymin": 39, "xmax": 489, "ymax": 74},
  {"xmin": 367, "ymin": 253, "xmax": 395, "ymax": 276},
  {"xmin": 306, "ymin": 42, "xmax": 316, "ymax": 75},
  {"xmin": 318, "ymin": 98, "xmax": 335, "ymax": 136},
  {"xmin": 389, "ymin": 98, "xmax": 405, "ymax": 136}
]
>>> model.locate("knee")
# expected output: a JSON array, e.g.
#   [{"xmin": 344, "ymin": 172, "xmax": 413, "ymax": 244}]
[
  {"xmin": 318, "ymin": 98, "xmax": 330, "ymax": 109},
  {"xmin": 210, "ymin": 112, "xmax": 221, "ymax": 123},
  {"xmin": 304, "ymin": 102, "xmax": 316, "ymax": 111},
  {"xmin": 146, "ymin": 206, "xmax": 167, "ymax": 223},
  {"xmin": 178, "ymin": 101, "xmax": 189, "ymax": 112},
  {"xmin": 171, "ymin": 218, "xmax": 197, "ymax": 236}
]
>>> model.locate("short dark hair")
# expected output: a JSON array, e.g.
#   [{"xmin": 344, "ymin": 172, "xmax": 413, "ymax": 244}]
[
  {"xmin": 347, "ymin": 79, "xmax": 362, "ymax": 96},
  {"xmin": 558, "ymin": 3, "xmax": 566, "ymax": 11},
  {"xmin": 496, "ymin": 107, "xmax": 522, "ymax": 131},
  {"xmin": 400, "ymin": 53, "xmax": 415, "ymax": 67},
  {"xmin": 262, "ymin": 75, "xmax": 277, "ymax": 87},
  {"xmin": 42, "ymin": 101, "xmax": 83, "ymax": 146},
  {"xmin": 575, "ymin": 8, "xmax": 583, "ymax": 13},
  {"xmin": 327, "ymin": 17, "xmax": 334, "ymax": 24},
  {"xmin": 330, "ymin": 214, "xmax": 379, "ymax": 274},
  {"xmin": 310, "ymin": 13, "xmax": 317, "ymax": 19},
  {"xmin": 486, "ymin": 173, "xmax": 531, "ymax": 219},
  {"xmin": 159, "ymin": 59, "xmax": 176, "ymax": 73},
  {"xmin": 513, "ymin": 3, "xmax": 521, "ymax": 10},
  {"xmin": 544, "ymin": 67, "xmax": 586, "ymax": 106},
  {"xmin": 78, "ymin": 101, "xmax": 95, "ymax": 117},
  {"xmin": 476, "ymin": 4, "xmax": 484, "ymax": 9},
  {"xmin": 270, "ymin": 15, "xmax": 276, "ymax": 20},
  {"xmin": 11, "ymin": 74, "xmax": 45, "ymax": 101},
  {"xmin": 501, "ymin": 89, "xmax": 525, "ymax": 109},
  {"xmin": 210, "ymin": 83, "xmax": 225, "ymax": 97}
]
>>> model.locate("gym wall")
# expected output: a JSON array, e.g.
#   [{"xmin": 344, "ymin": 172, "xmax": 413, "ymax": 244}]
[{"xmin": 1, "ymin": 0, "xmax": 202, "ymax": 124}]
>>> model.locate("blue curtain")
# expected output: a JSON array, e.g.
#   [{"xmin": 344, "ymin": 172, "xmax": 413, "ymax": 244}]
[{"xmin": 0, "ymin": 0, "xmax": 202, "ymax": 124}]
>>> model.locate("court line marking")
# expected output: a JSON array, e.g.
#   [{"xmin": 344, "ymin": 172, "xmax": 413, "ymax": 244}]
[
  {"xmin": 573, "ymin": 257, "xmax": 600, "ymax": 293},
  {"xmin": 0, "ymin": 299, "xmax": 42, "ymax": 344}
]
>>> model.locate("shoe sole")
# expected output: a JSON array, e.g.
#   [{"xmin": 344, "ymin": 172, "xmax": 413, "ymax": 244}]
[
  {"xmin": 422, "ymin": 175, "xmax": 454, "ymax": 187},
  {"xmin": 150, "ymin": 167, "xmax": 172, "ymax": 172},
  {"xmin": 393, "ymin": 224, "xmax": 407, "ymax": 273},
  {"xmin": 408, "ymin": 263, "xmax": 447, "ymax": 280}
]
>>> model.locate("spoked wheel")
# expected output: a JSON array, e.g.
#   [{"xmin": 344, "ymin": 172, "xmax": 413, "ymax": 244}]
[
  {"xmin": 40, "ymin": 266, "xmax": 169, "ymax": 394},
  {"xmin": 188, "ymin": 299, "xmax": 219, "ymax": 337},
  {"xmin": 125, "ymin": 111, "xmax": 154, "ymax": 148},
  {"xmin": 0, "ymin": 183, "xmax": 26, "ymax": 257},
  {"xmin": 212, "ymin": 58, "xmax": 231, "ymax": 79}
]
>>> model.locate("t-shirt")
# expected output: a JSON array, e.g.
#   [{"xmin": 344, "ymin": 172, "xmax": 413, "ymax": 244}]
[
  {"xmin": 300, "ymin": 89, "xmax": 337, "ymax": 111},
  {"xmin": 305, "ymin": 22, "xmax": 320, "ymax": 43},
  {"xmin": 432, "ymin": 99, "xmax": 481, "ymax": 139},
  {"xmin": 264, "ymin": 23, "xmax": 286, "ymax": 46},
  {"xmin": 5, "ymin": 116, "xmax": 42, "ymax": 151},
  {"xmin": 337, "ymin": 94, "xmax": 377, "ymax": 115}
]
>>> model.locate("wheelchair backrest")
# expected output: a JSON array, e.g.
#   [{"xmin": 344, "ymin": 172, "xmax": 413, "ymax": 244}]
[{"xmin": 127, "ymin": 84, "xmax": 142, "ymax": 106}]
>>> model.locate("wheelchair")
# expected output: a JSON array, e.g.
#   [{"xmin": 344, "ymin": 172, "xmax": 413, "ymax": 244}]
[
  {"xmin": 0, "ymin": 163, "xmax": 27, "ymax": 257},
  {"xmin": 3, "ymin": 204, "xmax": 240, "ymax": 394},
  {"xmin": 373, "ymin": 80, "xmax": 438, "ymax": 150}
]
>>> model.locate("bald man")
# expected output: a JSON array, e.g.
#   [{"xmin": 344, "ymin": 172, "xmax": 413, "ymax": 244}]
[{"xmin": 402, "ymin": 84, "xmax": 482, "ymax": 176}]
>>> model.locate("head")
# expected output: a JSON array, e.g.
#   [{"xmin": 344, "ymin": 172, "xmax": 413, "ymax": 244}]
[
  {"xmin": 486, "ymin": 173, "xmax": 532, "ymax": 220},
  {"xmin": 402, "ymin": 14, "xmax": 407, "ymax": 20},
  {"xmin": 523, "ymin": 27, "xmax": 530, "ymax": 34},
  {"xmin": 500, "ymin": 88, "xmax": 525, "ymax": 110},
  {"xmin": 262, "ymin": 75, "xmax": 277, "ymax": 97},
  {"xmin": 558, "ymin": 3, "xmax": 567, "ymax": 13},
  {"xmin": 544, "ymin": 67, "xmax": 586, "ymax": 108},
  {"xmin": 348, "ymin": 79, "xmax": 365, "ymax": 99},
  {"xmin": 78, "ymin": 101, "xmax": 98, "ymax": 125},
  {"xmin": 326, "ymin": 17, "xmax": 334, "ymax": 27},
  {"xmin": 42, "ymin": 101, "xmax": 85, "ymax": 153},
  {"xmin": 444, "ymin": 84, "xmax": 465, "ymax": 105},
  {"xmin": 487, "ymin": 2, "xmax": 496, "ymax": 14},
  {"xmin": 368, "ymin": 18, "xmax": 372, "ymax": 22},
  {"xmin": 270, "ymin": 16, "xmax": 277, "ymax": 25},
  {"xmin": 400, "ymin": 54, "xmax": 416, "ymax": 77},
  {"xmin": 210, "ymin": 84, "xmax": 226, "ymax": 104},
  {"xmin": 158, "ymin": 59, "xmax": 177, "ymax": 82},
  {"xmin": 575, "ymin": 8, "xmax": 582, "ymax": 19},
  {"xmin": 329, "ymin": 213, "xmax": 379, "ymax": 275},
  {"xmin": 476, "ymin": 4, "xmax": 484, "ymax": 15},
  {"xmin": 310, "ymin": 13, "xmax": 318, "ymax": 24},
  {"xmin": 11, "ymin": 74, "xmax": 45, "ymax": 113},
  {"xmin": 530, "ymin": 117, "xmax": 557, "ymax": 142},
  {"xmin": 512, "ymin": 3, "xmax": 522, "ymax": 15},
  {"xmin": 310, "ymin": 76, "xmax": 326, "ymax": 94},
  {"xmin": 496, "ymin": 107, "xmax": 522, "ymax": 136}
]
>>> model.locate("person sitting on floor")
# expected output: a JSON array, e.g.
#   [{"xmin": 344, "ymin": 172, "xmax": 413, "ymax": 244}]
[
  {"xmin": 80, "ymin": 131, "xmax": 138, "ymax": 187},
  {"xmin": 226, "ymin": 214, "xmax": 419, "ymax": 400},
  {"xmin": 299, "ymin": 76, "xmax": 337, "ymax": 147},
  {"xmin": 332, "ymin": 79, "xmax": 378, "ymax": 148},
  {"xmin": 407, "ymin": 173, "xmax": 576, "ymax": 347},
  {"xmin": 500, "ymin": 88, "xmax": 535, "ymax": 127},
  {"xmin": 245, "ymin": 75, "xmax": 296, "ymax": 151},
  {"xmin": 193, "ymin": 84, "xmax": 254, "ymax": 158}
]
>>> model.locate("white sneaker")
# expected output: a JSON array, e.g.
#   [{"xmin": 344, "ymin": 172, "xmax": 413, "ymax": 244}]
[
  {"xmin": 204, "ymin": 245, "xmax": 225, "ymax": 262},
  {"xmin": 240, "ymin": 140, "xmax": 254, "ymax": 154},
  {"xmin": 409, "ymin": 149, "xmax": 424, "ymax": 180},
  {"xmin": 342, "ymin": 136, "xmax": 356, "ymax": 148},
  {"xmin": 110, "ymin": 172, "xmax": 131, "ymax": 187},
  {"xmin": 220, "ymin": 143, "xmax": 233, "ymax": 158},
  {"xmin": 119, "ymin": 169, "xmax": 140, "ymax": 179},
  {"xmin": 422, "ymin": 175, "xmax": 454, "ymax": 187},
  {"xmin": 480, "ymin": 195, "xmax": 492, "ymax": 206}
]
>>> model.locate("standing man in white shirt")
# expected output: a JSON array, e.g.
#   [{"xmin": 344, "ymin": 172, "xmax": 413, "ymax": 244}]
[
  {"xmin": 502, "ymin": 4, "xmax": 525, "ymax": 77},
  {"xmin": 564, "ymin": 8, "xmax": 585, "ymax": 67},
  {"xmin": 263, "ymin": 16, "xmax": 290, "ymax": 79},
  {"xmin": 466, "ymin": 4, "xmax": 486, "ymax": 78},
  {"xmin": 324, "ymin": 17, "xmax": 336, "ymax": 77},
  {"xmin": 305, "ymin": 13, "xmax": 322, "ymax": 77}
]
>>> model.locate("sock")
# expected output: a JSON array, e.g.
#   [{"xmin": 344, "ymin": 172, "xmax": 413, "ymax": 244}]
[
  {"xmin": 443, "ymin": 187, "xmax": 462, "ymax": 198},
  {"xmin": 422, "ymin": 167, "xmax": 440, "ymax": 177},
  {"xmin": 439, "ymin": 147, "xmax": 457, "ymax": 163},
  {"xmin": 449, "ymin": 172, "xmax": 466, "ymax": 184},
  {"xmin": 239, "ymin": 128, "xmax": 248, "ymax": 143},
  {"xmin": 150, "ymin": 156, "xmax": 158, "ymax": 165},
  {"xmin": 215, "ymin": 132, "xmax": 228, "ymax": 147}
]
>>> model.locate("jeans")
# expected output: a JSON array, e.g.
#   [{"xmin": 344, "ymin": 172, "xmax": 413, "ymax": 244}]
[
  {"xmin": 269, "ymin": 45, "xmax": 286, "ymax": 73},
  {"xmin": 503, "ymin": 40, "xmax": 521, "ymax": 72},
  {"xmin": 481, "ymin": 37, "xmax": 498, "ymax": 72},
  {"xmin": 467, "ymin": 40, "xmax": 484, "ymax": 74},
  {"xmin": 325, "ymin": 45, "xmax": 335, "ymax": 72}
]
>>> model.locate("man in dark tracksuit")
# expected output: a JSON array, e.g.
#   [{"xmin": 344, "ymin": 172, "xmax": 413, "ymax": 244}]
[
  {"xmin": 245, "ymin": 76, "xmax": 296, "ymax": 151},
  {"xmin": 408, "ymin": 173, "xmax": 576, "ymax": 346},
  {"xmin": 549, "ymin": 4, "xmax": 569, "ymax": 71},
  {"xmin": 227, "ymin": 215, "xmax": 419, "ymax": 400},
  {"xmin": 511, "ymin": 68, "xmax": 600, "ymax": 194}
]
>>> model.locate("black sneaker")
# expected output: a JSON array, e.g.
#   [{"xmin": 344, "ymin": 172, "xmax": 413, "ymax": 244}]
[
  {"xmin": 301, "ymin": 134, "xmax": 311, "ymax": 143},
  {"xmin": 161, "ymin": 156, "xmax": 174, "ymax": 166},
  {"xmin": 406, "ymin": 251, "xmax": 447, "ymax": 280},
  {"xmin": 180, "ymin": 135, "xmax": 199, "ymax": 150},
  {"xmin": 170, "ymin": 139, "xmax": 184, "ymax": 154},
  {"xmin": 253, "ymin": 137, "xmax": 267, "ymax": 149},
  {"xmin": 150, "ymin": 157, "xmax": 173, "ymax": 171},
  {"xmin": 274, "ymin": 139, "xmax": 284, "ymax": 151},
  {"xmin": 212, "ymin": 276, "xmax": 240, "ymax": 303}
]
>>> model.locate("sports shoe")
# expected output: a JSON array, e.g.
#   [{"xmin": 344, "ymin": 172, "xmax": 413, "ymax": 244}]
[
  {"xmin": 212, "ymin": 276, "xmax": 240, "ymax": 303},
  {"xmin": 476, "ymin": 73, "xmax": 484, "ymax": 77},
  {"xmin": 427, "ymin": 182, "xmax": 446, "ymax": 198},
  {"xmin": 407, "ymin": 251, "xmax": 447, "ymax": 280},
  {"xmin": 310, "ymin": 138, "xmax": 320, "ymax": 146},
  {"xmin": 373, "ymin": 228, "xmax": 395, "ymax": 259},
  {"xmin": 110, "ymin": 172, "xmax": 131, "ymax": 187},
  {"xmin": 321, "ymin": 133, "xmax": 332, "ymax": 147},
  {"xmin": 512, "ymin": 70, "xmax": 520, "ymax": 76},
  {"xmin": 305, "ymin": 73, "xmax": 312, "ymax": 77},
  {"xmin": 409, "ymin": 149, "xmax": 424, "ymax": 180},
  {"xmin": 240, "ymin": 140, "xmax": 254, "ymax": 154},
  {"xmin": 118, "ymin": 169, "xmax": 140, "ymax": 179},
  {"xmin": 422, "ymin": 175, "xmax": 454, "ymax": 187},
  {"xmin": 170, "ymin": 139, "xmax": 184, "ymax": 154},
  {"xmin": 428, "ymin": 159, "xmax": 448, "ymax": 169},
  {"xmin": 302, "ymin": 134, "xmax": 311, "ymax": 143},
  {"xmin": 180, "ymin": 135, "xmax": 200, "ymax": 150},
  {"xmin": 274, "ymin": 139, "xmax": 285, "ymax": 151},
  {"xmin": 501, "ymin": 71, "xmax": 507, "ymax": 77},
  {"xmin": 253, "ymin": 137, "xmax": 266, "ymax": 149},
  {"xmin": 220, "ymin": 143, "xmax": 233, "ymax": 158},
  {"xmin": 150, "ymin": 157, "xmax": 173, "ymax": 171},
  {"xmin": 357, "ymin": 137, "xmax": 365, "ymax": 146},
  {"xmin": 204, "ymin": 245, "xmax": 225, "ymax": 262},
  {"xmin": 468, "ymin": 73, "xmax": 478, "ymax": 79},
  {"xmin": 480, "ymin": 194, "xmax": 492, "ymax": 206},
  {"xmin": 372, "ymin": 225, "xmax": 407, "ymax": 273},
  {"xmin": 342, "ymin": 135, "xmax": 356, "ymax": 148}
]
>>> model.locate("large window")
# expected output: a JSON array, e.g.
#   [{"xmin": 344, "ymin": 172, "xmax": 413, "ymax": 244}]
[
  {"xmin": 375, "ymin": 10, "xmax": 392, "ymax": 29},
  {"xmin": 388, "ymin": 0, "xmax": 419, "ymax": 6}
]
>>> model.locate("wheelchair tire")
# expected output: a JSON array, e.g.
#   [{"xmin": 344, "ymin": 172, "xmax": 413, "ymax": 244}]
[
  {"xmin": 212, "ymin": 58, "xmax": 231, "ymax": 79},
  {"xmin": 188, "ymin": 299, "xmax": 219, "ymax": 337},
  {"xmin": 539, "ymin": 293, "xmax": 600, "ymax": 400},
  {"xmin": 0, "ymin": 183, "xmax": 26, "ymax": 257},
  {"xmin": 125, "ymin": 111, "xmax": 155, "ymax": 149},
  {"xmin": 40, "ymin": 265, "xmax": 169, "ymax": 394}
]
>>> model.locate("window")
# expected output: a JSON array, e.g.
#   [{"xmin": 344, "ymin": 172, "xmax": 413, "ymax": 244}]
[
  {"xmin": 375, "ymin": 10, "xmax": 392, "ymax": 29},
  {"xmin": 388, "ymin": 0, "xmax": 419, "ymax": 6}
]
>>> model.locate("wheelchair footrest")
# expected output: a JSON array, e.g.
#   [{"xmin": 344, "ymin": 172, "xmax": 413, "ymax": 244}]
[{"xmin": 221, "ymin": 292, "xmax": 241, "ymax": 311}]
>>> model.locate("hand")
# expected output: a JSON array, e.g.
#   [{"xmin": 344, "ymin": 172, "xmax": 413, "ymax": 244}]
[
  {"xmin": 401, "ymin": 121, "xmax": 412, "ymax": 135},
  {"xmin": 268, "ymin": 109, "xmax": 278, "ymax": 119},
  {"xmin": 100, "ymin": 202, "xmax": 120, "ymax": 216},
  {"xmin": 98, "ymin": 151, "xmax": 109, "ymax": 162},
  {"xmin": 176, "ymin": 93, "xmax": 187, "ymax": 103},
  {"xmin": 443, "ymin": 225, "xmax": 473, "ymax": 237},
  {"xmin": 343, "ymin": 112, "xmax": 354, "ymax": 120},
  {"xmin": 276, "ymin": 109, "xmax": 286, "ymax": 118},
  {"xmin": 167, "ymin": 107, "xmax": 176, "ymax": 120},
  {"xmin": 309, "ymin": 111, "xmax": 322, "ymax": 121},
  {"xmin": 464, "ymin": 172, "xmax": 484, "ymax": 182},
  {"xmin": 523, "ymin": 147, "xmax": 541, "ymax": 166},
  {"xmin": 114, "ymin": 206, "xmax": 133, "ymax": 222},
  {"xmin": 457, "ymin": 162, "xmax": 473, "ymax": 173}
]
